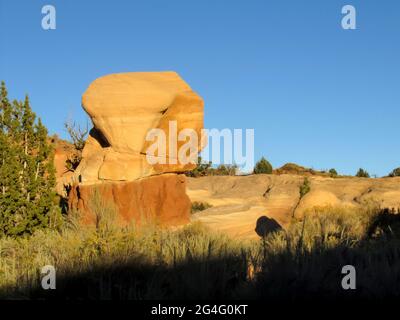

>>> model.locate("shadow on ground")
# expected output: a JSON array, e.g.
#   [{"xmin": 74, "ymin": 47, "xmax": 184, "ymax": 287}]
[{"xmin": 1, "ymin": 209, "xmax": 400, "ymax": 301}]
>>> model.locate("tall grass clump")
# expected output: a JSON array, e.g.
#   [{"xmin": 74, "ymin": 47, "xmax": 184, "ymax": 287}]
[
  {"xmin": 0, "ymin": 191, "xmax": 254, "ymax": 299},
  {"xmin": 1, "ymin": 198, "xmax": 400, "ymax": 300},
  {"xmin": 249, "ymin": 205, "xmax": 400, "ymax": 301}
]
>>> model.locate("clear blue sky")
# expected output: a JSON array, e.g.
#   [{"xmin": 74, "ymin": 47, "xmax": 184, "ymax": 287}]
[{"xmin": 1, "ymin": 0, "xmax": 399, "ymax": 176}]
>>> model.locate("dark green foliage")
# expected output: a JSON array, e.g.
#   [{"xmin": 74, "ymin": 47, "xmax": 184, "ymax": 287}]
[
  {"xmin": 292, "ymin": 177, "xmax": 311, "ymax": 218},
  {"xmin": 356, "ymin": 168, "xmax": 370, "ymax": 178},
  {"xmin": 191, "ymin": 201, "xmax": 213, "ymax": 214},
  {"xmin": 185, "ymin": 157, "xmax": 212, "ymax": 177},
  {"xmin": 185, "ymin": 157, "xmax": 237, "ymax": 177},
  {"xmin": 0, "ymin": 81, "xmax": 57, "ymax": 237},
  {"xmin": 329, "ymin": 168, "xmax": 338, "ymax": 177},
  {"xmin": 299, "ymin": 177, "xmax": 311, "ymax": 199},
  {"xmin": 253, "ymin": 157, "xmax": 273, "ymax": 174},
  {"xmin": 388, "ymin": 167, "xmax": 400, "ymax": 177},
  {"xmin": 210, "ymin": 164, "xmax": 238, "ymax": 176}
]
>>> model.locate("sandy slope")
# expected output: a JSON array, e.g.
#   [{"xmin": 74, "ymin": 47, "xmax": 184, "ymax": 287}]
[{"xmin": 187, "ymin": 174, "xmax": 400, "ymax": 239}]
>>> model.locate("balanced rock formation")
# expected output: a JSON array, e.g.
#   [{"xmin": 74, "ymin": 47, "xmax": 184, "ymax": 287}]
[
  {"xmin": 66, "ymin": 72, "xmax": 204, "ymax": 226},
  {"xmin": 75, "ymin": 71, "xmax": 204, "ymax": 183}
]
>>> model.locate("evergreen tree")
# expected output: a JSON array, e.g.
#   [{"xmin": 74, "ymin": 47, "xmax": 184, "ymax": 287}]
[
  {"xmin": 0, "ymin": 81, "xmax": 56, "ymax": 237},
  {"xmin": 389, "ymin": 167, "xmax": 400, "ymax": 177},
  {"xmin": 253, "ymin": 157, "xmax": 273, "ymax": 174},
  {"xmin": 356, "ymin": 168, "xmax": 370, "ymax": 178},
  {"xmin": 329, "ymin": 168, "xmax": 338, "ymax": 177}
]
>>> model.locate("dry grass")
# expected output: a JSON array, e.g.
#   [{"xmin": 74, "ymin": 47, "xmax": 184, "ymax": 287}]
[
  {"xmin": 0, "ymin": 199, "xmax": 399, "ymax": 300},
  {"xmin": 0, "ymin": 192, "xmax": 253, "ymax": 299},
  {"xmin": 249, "ymin": 205, "xmax": 400, "ymax": 300}
]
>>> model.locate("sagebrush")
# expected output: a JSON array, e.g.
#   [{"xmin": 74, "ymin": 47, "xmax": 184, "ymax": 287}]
[{"xmin": 1, "ymin": 201, "xmax": 400, "ymax": 300}]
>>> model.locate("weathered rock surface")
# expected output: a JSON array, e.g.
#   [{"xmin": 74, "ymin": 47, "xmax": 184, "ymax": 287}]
[
  {"xmin": 58, "ymin": 72, "xmax": 204, "ymax": 228},
  {"xmin": 75, "ymin": 71, "xmax": 204, "ymax": 183},
  {"xmin": 53, "ymin": 138, "xmax": 75, "ymax": 177},
  {"xmin": 52, "ymin": 137, "xmax": 79, "ymax": 196},
  {"xmin": 187, "ymin": 175, "xmax": 400, "ymax": 239},
  {"xmin": 68, "ymin": 174, "xmax": 190, "ymax": 226}
]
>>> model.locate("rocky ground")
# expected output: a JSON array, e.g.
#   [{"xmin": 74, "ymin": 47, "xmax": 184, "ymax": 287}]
[
  {"xmin": 52, "ymin": 72, "xmax": 400, "ymax": 235},
  {"xmin": 187, "ymin": 174, "xmax": 400, "ymax": 239}
]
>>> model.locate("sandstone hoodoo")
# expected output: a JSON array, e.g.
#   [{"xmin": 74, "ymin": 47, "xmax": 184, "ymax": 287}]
[
  {"xmin": 67, "ymin": 71, "xmax": 205, "ymax": 226},
  {"xmin": 76, "ymin": 71, "xmax": 204, "ymax": 183}
]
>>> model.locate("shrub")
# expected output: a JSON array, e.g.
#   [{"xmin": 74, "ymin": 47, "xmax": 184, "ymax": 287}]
[
  {"xmin": 329, "ymin": 168, "xmax": 338, "ymax": 177},
  {"xmin": 65, "ymin": 153, "xmax": 82, "ymax": 172},
  {"xmin": 292, "ymin": 178, "xmax": 311, "ymax": 218},
  {"xmin": 64, "ymin": 119, "xmax": 88, "ymax": 152},
  {"xmin": 253, "ymin": 157, "xmax": 273, "ymax": 174},
  {"xmin": 63, "ymin": 119, "xmax": 88, "ymax": 172},
  {"xmin": 299, "ymin": 177, "xmax": 311, "ymax": 199},
  {"xmin": 0, "ymin": 213, "xmax": 250, "ymax": 299},
  {"xmin": 186, "ymin": 157, "xmax": 239, "ymax": 177},
  {"xmin": 1, "ymin": 202, "xmax": 400, "ymax": 300},
  {"xmin": 356, "ymin": 168, "xmax": 370, "ymax": 178},
  {"xmin": 185, "ymin": 156, "xmax": 212, "ymax": 177},
  {"xmin": 389, "ymin": 167, "xmax": 400, "ymax": 177},
  {"xmin": 210, "ymin": 164, "xmax": 238, "ymax": 176},
  {"xmin": 191, "ymin": 201, "xmax": 213, "ymax": 214}
]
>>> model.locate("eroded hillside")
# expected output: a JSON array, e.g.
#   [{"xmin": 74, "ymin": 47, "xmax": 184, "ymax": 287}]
[{"xmin": 187, "ymin": 174, "xmax": 400, "ymax": 239}]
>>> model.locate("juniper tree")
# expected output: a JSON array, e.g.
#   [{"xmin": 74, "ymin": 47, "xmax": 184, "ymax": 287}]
[
  {"xmin": 0, "ymin": 81, "xmax": 57, "ymax": 237},
  {"xmin": 389, "ymin": 168, "xmax": 400, "ymax": 177},
  {"xmin": 253, "ymin": 157, "xmax": 273, "ymax": 174},
  {"xmin": 356, "ymin": 168, "xmax": 370, "ymax": 178}
]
